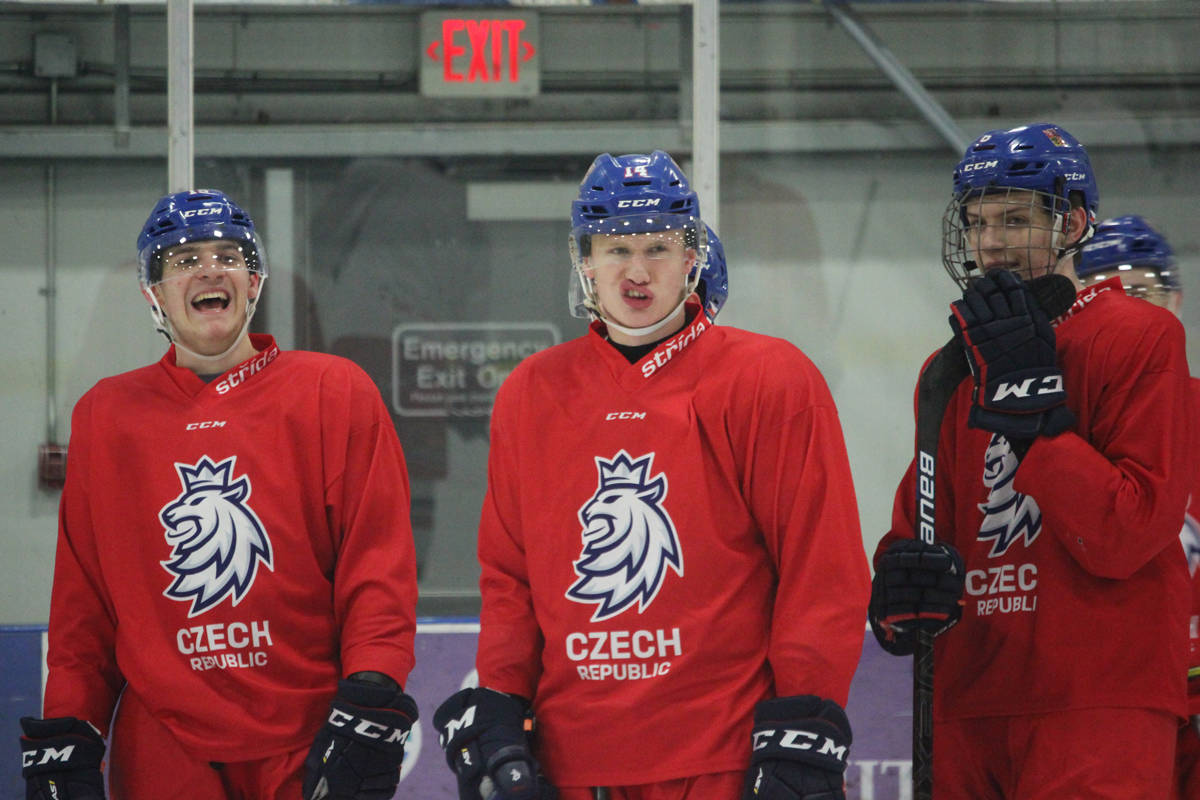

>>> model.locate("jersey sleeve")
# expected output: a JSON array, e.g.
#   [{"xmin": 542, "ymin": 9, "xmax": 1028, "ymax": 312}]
[
  {"xmin": 475, "ymin": 373, "xmax": 545, "ymax": 700},
  {"xmin": 1014, "ymin": 318, "xmax": 1196, "ymax": 579},
  {"xmin": 742, "ymin": 353, "xmax": 871, "ymax": 705},
  {"xmin": 325, "ymin": 364, "xmax": 418, "ymax": 686},
  {"xmin": 43, "ymin": 391, "xmax": 126, "ymax": 733}
]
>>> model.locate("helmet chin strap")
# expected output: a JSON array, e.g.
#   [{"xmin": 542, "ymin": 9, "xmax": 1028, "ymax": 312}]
[
  {"xmin": 600, "ymin": 294, "xmax": 691, "ymax": 340},
  {"xmin": 145, "ymin": 277, "xmax": 265, "ymax": 368},
  {"xmin": 1050, "ymin": 210, "xmax": 1094, "ymax": 266}
]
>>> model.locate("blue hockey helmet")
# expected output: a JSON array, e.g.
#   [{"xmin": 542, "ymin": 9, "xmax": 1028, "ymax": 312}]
[
  {"xmin": 951, "ymin": 123, "xmax": 1099, "ymax": 224},
  {"xmin": 570, "ymin": 150, "xmax": 702, "ymax": 250},
  {"xmin": 1079, "ymin": 215, "xmax": 1175, "ymax": 281},
  {"xmin": 136, "ymin": 189, "xmax": 268, "ymax": 347},
  {"xmin": 569, "ymin": 151, "xmax": 708, "ymax": 326},
  {"xmin": 943, "ymin": 123, "xmax": 1099, "ymax": 289},
  {"xmin": 697, "ymin": 224, "xmax": 729, "ymax": 321},
  {"xmin": 1079, "ymin": 215, "xmax": 1179, "ymax": 308},
  {"xmin": 137, "ymin": 189, "xmax": 266, "ymax": 287}
]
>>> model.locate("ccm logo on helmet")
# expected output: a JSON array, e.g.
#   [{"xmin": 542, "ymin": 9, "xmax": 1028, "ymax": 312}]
[
  {"xmin": 1063, "ymin": 172, "xmax": 1087, "ymax": 181},
  {"xmin": 181, "ymin": 207, "xmax": 223, "ymax": 218},
  {"xmin": 961, "ymin": 160, "xmax": 999, "ymax": 173},
  {"xmin": 616, "ymin": 199, "xmax": 661, "ymax": 209}
]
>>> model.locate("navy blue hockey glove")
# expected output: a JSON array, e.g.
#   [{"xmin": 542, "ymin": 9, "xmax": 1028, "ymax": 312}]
[
  {"xmin": 302, "ymin": 678, "xmax": 419, "ymax": 800},
  {"xmin": 949, "ymin": 270, "xmax": 1075, "ymax": 454},
  {"xmin": 19, "ymin": 716, "xmax": 106, "ymax": 800},
  {"xmin": 433, "ymin": 688, "xmax": 557, "ymax": 800},
  {"xmin": 743, "ymin": 696, "xmax": 851, "ymax": 800},
  {"xmin": 869, "ymin": 538, "xmax": 965, "ymax": 656}
]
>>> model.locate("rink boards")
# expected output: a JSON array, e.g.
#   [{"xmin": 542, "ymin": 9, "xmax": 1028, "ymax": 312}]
[{"xmin": 2, "ymin": 623, "xmax": 912, "ymax": 800}]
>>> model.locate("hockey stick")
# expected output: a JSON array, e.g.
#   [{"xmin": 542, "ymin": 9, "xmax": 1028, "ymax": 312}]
[
  {"xmin": 910, "ymin": 272, "xmax": 1076, "ymax": 800},
  {"xmin": 911, "ymin": 335, "xmax": 969, "ymax": 800}
]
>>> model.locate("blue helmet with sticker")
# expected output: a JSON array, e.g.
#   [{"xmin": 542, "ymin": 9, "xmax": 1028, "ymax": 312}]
[
  {"xmin": 137, "ymin": 189, "xmax": 266, "ymax": 286},
  {"xmin": 951, "ymin": 122, "xmax": 1099, "ymax": 225},
  {"xmin": 568, "ymin": 151, "xmax": 708, "ymax": 327},
  {"xmin": 570, "ymin": 150, "xmax": 701, "ymax": 250},
  {"xmin": 1079, "ymin": 215, "xmax": 1175, "ymax": 281},
  {"xmin": 697, "ymin": 224, "xmax": 728, "ymax": 321}
]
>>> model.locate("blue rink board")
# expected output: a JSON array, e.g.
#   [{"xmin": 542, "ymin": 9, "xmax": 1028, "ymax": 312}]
[{"xmin": 2, "ymin": 623, "xmax": 910, "ymax": 799}]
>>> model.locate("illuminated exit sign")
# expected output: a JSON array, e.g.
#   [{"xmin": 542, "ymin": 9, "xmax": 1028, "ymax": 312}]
[{"xmin": 420, "ymin": 11, "xmax": 539, "ymax": 98}]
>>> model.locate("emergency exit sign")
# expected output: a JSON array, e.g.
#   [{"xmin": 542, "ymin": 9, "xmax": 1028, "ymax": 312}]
[{"xmin": 420, "ymin": 11, "xmax": 540, "ymax": 98}]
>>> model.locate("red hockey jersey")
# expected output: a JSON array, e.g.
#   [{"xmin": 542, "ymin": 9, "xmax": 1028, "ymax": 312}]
[
  {"xmin": 476, "ymin": 305, "xmax": 870, "ymax": 787},
  {"xmin": 879, "ymin": 277, "xmax": 1195, "ymax": 723},
  {"xmin": 1186, "ymin": 378, "xmax": 1200, "ymax": 717},
  {"xmin": 44, "ymin": 335, "xmax": 417, "ymax": 762}
]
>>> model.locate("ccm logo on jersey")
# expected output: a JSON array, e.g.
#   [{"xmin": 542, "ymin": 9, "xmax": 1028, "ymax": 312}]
[
  {"xmin": 751, "ymin": 728, "xmax": 848, "ymax": 764},
  {"xmin": 22, "ymin": 745, "xmax": 76, "ymax": 767},
  {"xmin": 186, "ymin": 420, "xmax": 227, "ymax": 430},
  {"xmin": 327, "ymin": 708, "xmax": 411, "ymax": 745},
  {"xmin": 991, "ymin": 374, "xmax": 1064, "ymax": 403},
  {"xmin": 606, "ymin": 411, "xmax": 646, "ymax": 421}
]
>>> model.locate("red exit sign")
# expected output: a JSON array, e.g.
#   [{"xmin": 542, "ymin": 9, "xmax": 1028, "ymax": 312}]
[{"xmin": 419, "ymin": 11, "xmax": 540, "ymax": 98}]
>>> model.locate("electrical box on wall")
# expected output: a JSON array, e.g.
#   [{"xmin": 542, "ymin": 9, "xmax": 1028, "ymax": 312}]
[
  {"xmin": 39, "ymin": 443, "xmax": 67, "ymax": 490},
  {"xmin": 34, "ymin": 32, "xmax": 77, "ymax": 78}
]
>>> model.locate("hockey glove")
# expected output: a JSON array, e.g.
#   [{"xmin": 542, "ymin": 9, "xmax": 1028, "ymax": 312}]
[
  {"xmin": 433, "ymin": 688, "xmax": 557, "ymax": 800},
  {"xmin": 949, "ymin": 269, "xmax": 1075, "ymax": 452},
  {"xmin": 302, "ymin": 678, "xmax": 419, "ymax": 800},
  {"xmin": 19, "ymin": 716, "xmax": 106, "ymax": 800},
  {"xmin": 743, "ymin": 695, "xmax": 851, "ymax": 800},
  {"xmin": 869, "ymin": 538, "xmax": 965, "ymax": 656}
]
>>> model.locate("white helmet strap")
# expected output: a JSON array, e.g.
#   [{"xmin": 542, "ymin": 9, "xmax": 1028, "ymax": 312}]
[
  {"xmin": 143, "ymin": 275, "xmax": 266, "ymax": 367},
  {"xmin": 600, "ymin": 294, "xmax": 691, "ymax": 340}
]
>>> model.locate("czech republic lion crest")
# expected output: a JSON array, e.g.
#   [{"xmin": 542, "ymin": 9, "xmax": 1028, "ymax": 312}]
[
  {"xmin": 567, "ymin": 450, "xmax": 683, "ymax": 621},
  {"xmin": 159, "ymin": 455, "xmax": 273, "ymax": 617}
]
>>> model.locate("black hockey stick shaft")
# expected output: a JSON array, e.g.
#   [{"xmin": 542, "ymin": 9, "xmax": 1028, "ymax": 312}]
[
  {"xmin": 910, "ymin": 272, "xmax": 1077, "ymax": 799},
  {"xmin": 911, "ymin": 337, "xmax": 970, "ymax": 800}
]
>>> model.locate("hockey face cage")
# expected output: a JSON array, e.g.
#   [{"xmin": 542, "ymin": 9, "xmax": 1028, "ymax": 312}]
[
  {"xmin": 942, "ymin": 186, "xmax": 1077, "ymax": 290},
  {"xmin": 943, "ymin": 123, "xmax": 1098, "ymax": 290},
  {"xmin": 1078, "ymin": 215, "xmax": 1178, "ymax": 306}
]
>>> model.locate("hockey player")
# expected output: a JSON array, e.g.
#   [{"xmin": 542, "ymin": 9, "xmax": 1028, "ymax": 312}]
[
  {"xmin": 869, "ymin": 124, "xmax": 1195, "ymax": 797},
  {"xmin": 1078, "ymin": 215, "xmax": 1200, "ymax": 800},
  {"xmin": 18, "ymin": 189, "xmax": 419, "ymax": 799},
  {"xmin": 433, "ymin": 151, "xmax": 870, "ymax": 800}
]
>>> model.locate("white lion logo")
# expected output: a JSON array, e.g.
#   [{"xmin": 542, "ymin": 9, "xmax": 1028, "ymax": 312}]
[
  {"xmin": 976, "ymin": 435, "xmax": 1042, "ymax": 557},
  {"xmin": 1181, "ymin": 506, "xmax": 1200, "ymax": 577},
  {"xmin": 566, "ymin": 450, "xmax": 683, "ymax": 621},
  {"xmin": 159, "ymin": 455, "xmax": 273, "ymax": 617}
]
